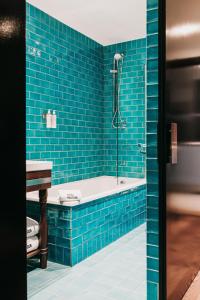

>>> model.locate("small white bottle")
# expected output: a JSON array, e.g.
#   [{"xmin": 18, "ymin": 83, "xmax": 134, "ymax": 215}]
[
  {"xmin": 46, "ymin": 109, "xmax": 52, "ymax": 128},
  {"xmin": 51, "ymin": 110, "xmax": 57, "ymax": 128}
]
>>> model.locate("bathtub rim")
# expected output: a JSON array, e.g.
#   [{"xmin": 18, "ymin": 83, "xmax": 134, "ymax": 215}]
[
  {"xmin": 27, "ymin": 183, "xmax": 146, "ymax": 210},
  {"xmin": 26, "ymin": 176, "xmax": 146, "ymax": 208}
]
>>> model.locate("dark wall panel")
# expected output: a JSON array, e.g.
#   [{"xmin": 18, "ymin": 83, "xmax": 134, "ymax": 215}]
[
  {"xmin": 166, "ymin": 0, "xmax": 200, "ymax": 299},
  {"xmin": 0, "ymin": 1, "xmax": 26, "ymax": 299}
]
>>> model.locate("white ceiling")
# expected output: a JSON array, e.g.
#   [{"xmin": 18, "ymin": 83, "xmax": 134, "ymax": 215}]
[{"xmin": 27, "ymin": 0, "xmax": 146, "ymax": 46}]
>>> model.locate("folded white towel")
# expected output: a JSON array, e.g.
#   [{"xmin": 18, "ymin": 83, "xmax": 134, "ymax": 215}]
[
  {"xmin": 26, "ymin": 217, "xmax": 39, "ymax": 238},
  {"xmin": 58, "ymin": 189, "xmax": 82, "ymax": 203},
  {"xmin": 27, "ymin": 236, "xmax": 39, "ymax": 253}
]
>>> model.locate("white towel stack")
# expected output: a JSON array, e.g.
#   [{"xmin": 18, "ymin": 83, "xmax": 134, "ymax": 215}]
[
  {"xmin": 26, "ymin": 217, "xmax": 39, "ymax": 253},
  {"xmin": 27, "ymin": 236, "xmax": 39, "ymax": 253},
  {"xmin": 58, "ymin": 189, "xmax": 82, "ymax": 203}
]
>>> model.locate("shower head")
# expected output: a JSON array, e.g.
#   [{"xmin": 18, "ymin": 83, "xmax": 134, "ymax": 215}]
[
  {"xmin": 114, "ymin": 53, "xmax": 124, "ymax": 61},
  {"xmin": 110, "ymin": 52, "xmax": 124, "ymax": 74}
]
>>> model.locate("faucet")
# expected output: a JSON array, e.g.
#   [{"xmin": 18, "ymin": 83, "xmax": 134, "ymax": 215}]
[{"xmin": 138, "ymin": 143, "xmax": 146, "ymax": 154}]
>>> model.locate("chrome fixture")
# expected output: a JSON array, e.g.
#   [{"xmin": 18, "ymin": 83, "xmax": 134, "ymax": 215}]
[
  {"xmin": 119, "ymin": 179, "xmax": 126, "ymax": 184},
  {"xmin": 138, "ymin": 143, "xmax": 146, "ymax": 154},
  {"xmin": 114, "ymin": 53, "xmax": 124, "ymax": 61},
  {"xmin": 110, "ymin": 53, "xmax": 126, "ymax": 129},
  {"xmin": 119, "ymin": 161, "xmax": 127, "ymax": 166},
  {"xmin": 110, "ymin": 69, "xmax": 118, "ymax": 74}
]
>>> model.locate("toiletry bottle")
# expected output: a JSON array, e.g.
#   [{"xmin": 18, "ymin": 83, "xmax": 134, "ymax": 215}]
[
  {"xmin": 46, "ymin": 109, "xmax": 52, "ymax": 128},
  {"xmin": 51, "ymin": 110, "xmax": 57, "ymax": 128}
]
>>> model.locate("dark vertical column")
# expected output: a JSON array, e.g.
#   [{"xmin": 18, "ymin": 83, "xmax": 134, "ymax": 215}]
[
  {"xmin": 39, "ymin": 189, "xmax": 48, "ymax": 269},
  {"xmin": 158, "ymin": 0, "xmax": 166, "ymax": 299},
  {"xmin": 0, "ymin": 1, "xmax": 26, "ymax": 299}
]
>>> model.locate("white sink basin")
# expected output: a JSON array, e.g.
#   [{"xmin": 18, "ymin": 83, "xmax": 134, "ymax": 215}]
[{"xmin": 26, "ymin": 160, "xmax": 53, "ymax": 172}]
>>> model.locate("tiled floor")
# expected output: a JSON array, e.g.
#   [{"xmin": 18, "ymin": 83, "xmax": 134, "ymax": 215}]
[{"xmin": 28, "ymin": 224, "xmax": 146, "ymax": 300}]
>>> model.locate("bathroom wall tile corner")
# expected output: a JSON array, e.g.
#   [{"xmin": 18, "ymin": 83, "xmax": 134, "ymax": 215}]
[{"xmin": 147, "ymin": 0, "xmax": 159, "ymax": 299}]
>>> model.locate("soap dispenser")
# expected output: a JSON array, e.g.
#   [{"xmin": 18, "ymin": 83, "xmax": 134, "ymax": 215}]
[
  {"xmin": 51, "ymin": 110, "xmax": 57, "ymax": 128},
  {"xmin": 46, "ymin": 109, "xmax": 52, "ymax": 128}
]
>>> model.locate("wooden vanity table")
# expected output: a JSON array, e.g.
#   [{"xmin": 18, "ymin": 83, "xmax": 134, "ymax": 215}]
[{"xmin": 26, "ymin": 160, "xmax": 52, "ymax": 269}]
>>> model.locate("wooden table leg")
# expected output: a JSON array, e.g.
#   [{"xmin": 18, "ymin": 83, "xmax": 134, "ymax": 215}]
[{"xmin": 39, "ymin": 189, "xmax": 48, "ymax": 269}]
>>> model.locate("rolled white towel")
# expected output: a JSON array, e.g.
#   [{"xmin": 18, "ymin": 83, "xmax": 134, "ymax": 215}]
[
  {"xmin": 27, "ymin": 217, "xmax": 39, "ymax": 238},
  {"xmin": 58, "ymin": 189, "xmax": 82, "ymax": 203},
  {"xmin": 27, "ymin": 236, "xmax": 39, "ymax": 253}
]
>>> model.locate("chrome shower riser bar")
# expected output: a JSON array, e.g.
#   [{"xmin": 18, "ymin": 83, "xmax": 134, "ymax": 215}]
[{"xmin": 111, "ymin": 53, "xmax": 126, "ymax": 129}]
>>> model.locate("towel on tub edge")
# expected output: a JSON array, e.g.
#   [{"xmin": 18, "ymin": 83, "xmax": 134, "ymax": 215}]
[{"xmin": 58, "ymin": 189, "xmax": 82, "ymax": 202}]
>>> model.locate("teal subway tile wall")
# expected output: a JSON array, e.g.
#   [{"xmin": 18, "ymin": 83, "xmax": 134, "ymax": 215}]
[
  {"xmin": 26, "ymin": 3, "xmax": 104, "ymax": 185},
  {"xmin": 103, "ymin": 40, "xmax": 146, "ymax": 178},
  {"xmin": 147, "ymin": 0, "xmax": 159, "ymax": 299},
  {"xmin": 27, "ymin": 185, "xmax": 146, "ymax": 266},
  {"xmin": 26, "ymin": 3, "xmax": 146, "ymax": 184}
]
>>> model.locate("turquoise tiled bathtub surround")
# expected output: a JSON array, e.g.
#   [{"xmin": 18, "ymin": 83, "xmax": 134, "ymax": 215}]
[
  {"xmin": 26, "ymin": 3, "xmax": 147, "ymax": 184},
  {"xmin": 103, "ymin": 39, "xmax": 146, "ymax": 178},
  {"xmin": 26, "ymin": 3, "xmax": 104, "ymax": 185},
  {"xmin": 147, "ymin": 0, "xmax": 159, "ymax": 299},
  {"xmin": 27, "ymin": 185, "xmax": 146, "ymax": 266}
]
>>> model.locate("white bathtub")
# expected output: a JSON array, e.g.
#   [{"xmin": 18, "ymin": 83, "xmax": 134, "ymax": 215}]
[{"xmin": 26, "ymin": 176, "xmax": 146, "ymax": 207}]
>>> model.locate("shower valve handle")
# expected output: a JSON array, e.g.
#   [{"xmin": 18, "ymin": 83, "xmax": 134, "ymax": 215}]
[{"xmin": 110, "ymin": 70, "xmax": 118, "ymax": 74}]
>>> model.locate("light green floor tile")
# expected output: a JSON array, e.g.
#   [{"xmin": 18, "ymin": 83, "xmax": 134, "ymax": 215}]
[{"xmin": 28, "ymin": 224, "xmax": 146, "ymax": 300}]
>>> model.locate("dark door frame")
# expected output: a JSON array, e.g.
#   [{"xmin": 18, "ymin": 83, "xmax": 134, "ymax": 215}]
[
  {"xmin": 0, "ymin": 0, "xmax": 26, "ymax": 299},
  {"xmin": 158, "ymin": 0, "xmax": 167, "ymax": 299}
]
